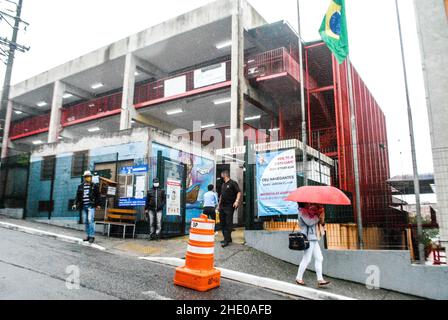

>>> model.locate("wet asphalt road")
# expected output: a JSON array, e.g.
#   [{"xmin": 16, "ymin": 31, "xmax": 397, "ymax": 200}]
[{"xmin": 0, "ymin": 228, "xmax": 297, "ymax": 300}]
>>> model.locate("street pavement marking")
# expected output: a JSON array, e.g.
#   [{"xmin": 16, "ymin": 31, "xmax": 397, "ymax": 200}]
[
  {"xmin": 0, "ymin": 221, "xmax": 106, "ymax": 251},
  {"xmin": 141, "ymin": 291, "xmax": 173, "ymax": 300},
  {"xmin": 139, "ymin": 256, "xmax": 355, "ymax": 301}
]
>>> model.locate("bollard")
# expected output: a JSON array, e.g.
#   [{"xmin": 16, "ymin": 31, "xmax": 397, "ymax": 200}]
[{"xmin": 174, "ymin": 214, "xmax": 221, "ymax": 292}]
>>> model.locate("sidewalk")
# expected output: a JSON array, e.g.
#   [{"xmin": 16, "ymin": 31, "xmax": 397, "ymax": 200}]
[{"xmin": 0, "ymin": 215, "xmax": 423, "ymax": 300}]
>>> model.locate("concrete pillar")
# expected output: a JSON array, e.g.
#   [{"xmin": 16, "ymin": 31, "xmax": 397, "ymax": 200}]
[
  {"xmin": 230, "ymin": 0, "xmax": 245, "ymax": 224},
  {"xmin": 414, "ymin": 0, "xmax": 448, "ymax": 249},
  {"xmin": 1, "ymin": 100, "xmax": 13, "ymax": 159},
  {"xmin": 48, "ymin": 80, "xmax": 66, "ymax": 144},
  {"xmin": 120, "ymin": 53, "xmax": 137, "ymax": 131}
]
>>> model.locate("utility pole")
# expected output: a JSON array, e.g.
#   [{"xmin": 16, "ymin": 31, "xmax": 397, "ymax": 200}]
[
  {"xmin": 0, "ymin": 0, "xmax": 29, "ymax": 163},
  {"xmin": 296, "ymin": 0, "xmax": 308, "ymax": 186},
  {"xmin": 394, "ymin": 0, "xmax": 425, "ymax": 263},
  {"xmin": 346, "ymin": 57, "xmax": 364, "ymax": 249}
]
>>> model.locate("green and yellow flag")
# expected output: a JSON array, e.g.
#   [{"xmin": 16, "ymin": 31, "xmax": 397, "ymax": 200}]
[{"xmin": 319, "ymin": 0, "xmax": 349, "ymax": 64}]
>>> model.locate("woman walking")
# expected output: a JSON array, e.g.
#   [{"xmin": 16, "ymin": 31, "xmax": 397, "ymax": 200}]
[{"xmin": 295, "ymin": 202, "xmax": 331, "ymax": 288}]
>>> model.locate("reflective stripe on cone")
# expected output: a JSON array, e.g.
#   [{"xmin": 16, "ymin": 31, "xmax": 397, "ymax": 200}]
[
  {"xmin": 187, "ymin": 245, "xmax": 214, "ymax": 255},
  {"xmin": 189, "ymin": 233, "xmax": 215, "ymax": 243}
]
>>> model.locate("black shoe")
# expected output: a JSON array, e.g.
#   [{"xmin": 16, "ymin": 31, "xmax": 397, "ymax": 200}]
[
  {"xmin": 221, "ymin": 241, "xmax": 230, "ymax": 248},
  {"xmin": 83, "ymin": 237, "xmax": 90, "ymax": 242},
  {"xmin": 220, "ymin": 240, "xmax": 226, "ymax": 245},
  {"xmin": 89, "ymin": 237, "xmax": 95, "ymax": 244}
]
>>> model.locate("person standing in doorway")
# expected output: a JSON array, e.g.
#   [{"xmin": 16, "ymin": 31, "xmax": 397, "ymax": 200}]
[
  {"xmin": 218, "ymin": 170, "xmax": 241, "ymax": 248},
  {"xmin": 145, "ymin": 178, "xmax": 166, "ymax": 241},
  {"xmin": 73, "ymin": 171, "xmax": 101, "ymax": 244},
  {"xmin": 203, "ymin": 184, "xmax": 219, "ymax": 221}
]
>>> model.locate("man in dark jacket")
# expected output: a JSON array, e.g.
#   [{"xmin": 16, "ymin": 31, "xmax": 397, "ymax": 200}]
[
  {"xmin": 218, "ymin": 170, "xmax": 241, "ymax": 248},
  {"xmin": 145, "ymin": 178, "xmax": 166, "ymax": 241},
  {"xmin": 73, "ymin": 171, "xmax": 101, "ymax": 244}
]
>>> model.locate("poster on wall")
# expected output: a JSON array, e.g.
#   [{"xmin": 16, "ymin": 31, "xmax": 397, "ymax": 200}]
[
  {"xmin": 164, "ymin": 75, "xmax": 186, "ymax": 98},
  {"xmin": 118, "ymin": 165, "xmax": 148, "ymax": 207},
  {"xmin": 256, "ymin": 149, "xmax": 298, "ymax": 217},
  {"xmin": 194, "ymin": 63, "xmax": 226, "ymax": 89},
  {"xmin": 152, "ymin": 143, "xmax": 216, "ymax": 225},
  {"xmin": 166, "ymin": 179, "xmax": 181, "ymax": 216},
  {"xmin": 134, "ymin": 175, "xmax": 146, "ymax": 199}
]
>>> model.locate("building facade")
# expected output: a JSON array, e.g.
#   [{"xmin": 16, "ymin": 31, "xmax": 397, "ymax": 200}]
[
  {"xmin": 0, "ymin": 0, "xmax": 398, "ymax": 243},
  {"xmin": 414, "ymin": 0, "xmax": 448, "ymax": 248}
]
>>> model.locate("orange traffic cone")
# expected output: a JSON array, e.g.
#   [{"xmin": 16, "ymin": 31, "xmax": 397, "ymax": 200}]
[{"xmin": 174, "ymin": 214, "xmax": 221, "ymax": 292}]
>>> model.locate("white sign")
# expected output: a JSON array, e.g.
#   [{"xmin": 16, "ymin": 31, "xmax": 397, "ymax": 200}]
[
  {"xmin": 216, "ymin": 146, "xmax": 246, "ymax": 157},
  {"xmin": 126, "ymin": 185, "xmax": 134, "ymax": 198},
  {"xmin": 134, "ymin": 175, "xmax": 146, "ymax": 199},
  {"xmin": 164, "ymin": 75, "xmax": 186, "ymax": 97},
  {"xmin": 254, "ymin": 139, "xmax": 299, "ymax": 153},
  {"xmin": 107, "ymin": 186, "xmax": 117, "ymax": 196},
  {"xmin": 194, "ymin": 63, "xmax": 227, "ymax": 89},
  {"xmin": 166, "ymin": 179, "xmax": 181, "ymax": 216}
]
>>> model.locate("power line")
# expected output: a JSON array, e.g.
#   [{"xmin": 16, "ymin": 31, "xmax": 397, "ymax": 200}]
[{"xmin": 0, "ymin": 0, "xmax": 29, "ymax": 162}]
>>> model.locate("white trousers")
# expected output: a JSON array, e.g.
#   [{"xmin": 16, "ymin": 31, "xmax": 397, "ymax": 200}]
[{"xmin": 296, "ymin": 241, "xmax": 324, "ymax": 282}]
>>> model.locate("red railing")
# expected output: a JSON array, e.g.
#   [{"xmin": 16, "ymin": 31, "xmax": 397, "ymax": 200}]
[
  {"xmin": 9, "ymin": 113, "xmax": 51, "ymax": 139},
  {"xmin": 135, "ymin": 61, "xmax": 232, "ymax": 105},
  {"xmin": 10, "ymin": 49, "xmax": 298, "ymax": 140},
  {"xmin": 61, "ymin": 93, "xmax": 123, "ymax": 126},
  {"xmin": 246, "ymin": 47, "xmax": 301, "ymax": 83}
]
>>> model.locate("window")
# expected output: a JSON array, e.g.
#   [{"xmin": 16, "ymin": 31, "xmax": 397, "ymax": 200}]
[
  {"xmin": 38, "ymin": 200, "xmax": 54, "ymax": 212},
  {"xmin": 71, "ymin": 151, "xmax": 89, "ymax": 178},
  {"xmin": 41, "ymin": 156, "xmax": 56, "ymax": 181}
]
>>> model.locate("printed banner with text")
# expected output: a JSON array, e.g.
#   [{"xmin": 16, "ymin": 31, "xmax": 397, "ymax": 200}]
[{"xmin": 256, "ymin": 149, "xmax": 298, "ymax": 217}]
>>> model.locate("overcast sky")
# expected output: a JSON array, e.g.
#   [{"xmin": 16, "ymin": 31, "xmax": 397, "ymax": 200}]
[{"xmin": 0, "ymin": 0, "xmax": 433, "ymax": 177}]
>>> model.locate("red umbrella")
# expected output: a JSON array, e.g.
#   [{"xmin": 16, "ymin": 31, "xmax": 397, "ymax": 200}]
[{"xmin": 285, "ymin": 186, "xmax": 351, "ymax": 205}]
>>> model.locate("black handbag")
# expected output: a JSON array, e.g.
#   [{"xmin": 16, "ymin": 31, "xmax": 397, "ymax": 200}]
[{"xmin": 289, "ymin": 219, "xmax": 310, "ymax": 251}]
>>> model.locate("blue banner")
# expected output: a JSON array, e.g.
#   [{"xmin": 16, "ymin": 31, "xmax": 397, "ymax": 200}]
[
  {"xmin": 256, "ymin": 149, "xmax": 298, "ymax": 217},
  {"xmin": 120, "ymin": 165, "xmax": 148, "ymax": 175}
]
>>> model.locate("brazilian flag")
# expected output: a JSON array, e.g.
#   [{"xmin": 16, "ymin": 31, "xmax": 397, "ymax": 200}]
[{"xmin": 319, "ymin": 0, "xmax": 349, "ymax": 64}]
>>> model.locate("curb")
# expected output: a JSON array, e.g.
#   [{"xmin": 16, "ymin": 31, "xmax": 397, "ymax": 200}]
[
  {"xmin": 139, "ymin": 257, "xmax": 355, "ymax": 300},
  {"xmin": 0, "ymin": 221, "xmax": 106, "ymax": 251}
]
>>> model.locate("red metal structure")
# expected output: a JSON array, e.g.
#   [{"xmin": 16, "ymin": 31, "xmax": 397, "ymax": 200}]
[{"xmin": 245, "ymin": 41, "xmax": 400, "ymax": 230}]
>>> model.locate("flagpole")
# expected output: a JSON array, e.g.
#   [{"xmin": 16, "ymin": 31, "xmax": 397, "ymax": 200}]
[
  {"xmin": 297, "ymin": 0, "xmax": 308, "ymax": 187},
  {"xmin": 346, "ymin": 56, "xmax": 364, "ymax": 250},
  {"xmin": 394, "ymin": 0, "xmax": 424, "ymax": 263}
]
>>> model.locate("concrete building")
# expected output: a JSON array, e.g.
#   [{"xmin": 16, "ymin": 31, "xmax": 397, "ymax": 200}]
[
  {"xmin": 414, "ymin": 0, "xmax": 448, "ymax": 249},
  {"xmin": 0, "ymin": 0, "xmax": 396, "ymax": 241}
]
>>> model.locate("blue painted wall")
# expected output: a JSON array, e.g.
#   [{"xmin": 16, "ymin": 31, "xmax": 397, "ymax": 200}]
[{"xmin": 26, "ymin": 142, "xmax": 147, "ymax": 219}]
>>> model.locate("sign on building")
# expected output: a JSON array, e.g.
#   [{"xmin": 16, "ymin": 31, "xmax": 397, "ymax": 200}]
[
  {"xmin": 256, "ymin": 149, "xmax": 298, "ymax": 217},
  {"xmin": 118, "ymin": 165, "xmax": 149, "ymax": 207},
  {"xmin": 164, "ymin": 75, "xmax": 186, "ymax": 97},
  {"xmin": 216, "ymin": 145, "xmax": 247, "ymax": 157},
  {"xmin": 194, "ymin": 63, "xmax": 226, "ymax": 89},
  {"xmin": 166, "ymin": 179, "xmax": 181, "ymax": 216}
]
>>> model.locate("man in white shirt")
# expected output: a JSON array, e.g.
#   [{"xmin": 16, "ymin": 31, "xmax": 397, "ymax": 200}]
[{"xmin": 203, "ymin": 184, "xmax": 218, "ymax": 221}]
